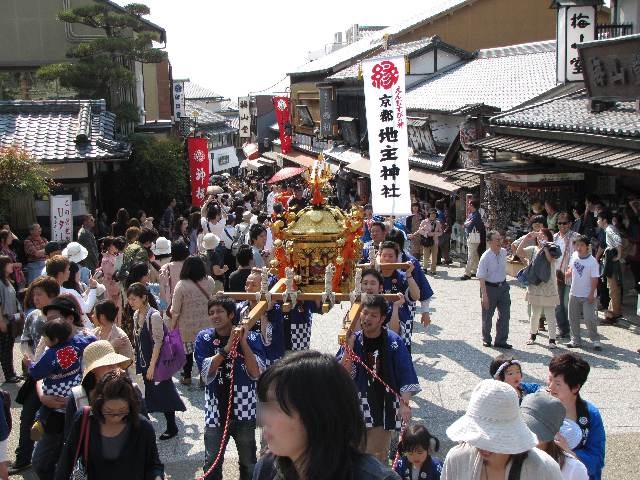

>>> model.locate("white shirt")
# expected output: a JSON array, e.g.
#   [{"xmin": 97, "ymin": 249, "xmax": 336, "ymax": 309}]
[
  {"xmin": 554, "ymin": 230, "xmax": 579, "ymax": 274},
  {"xmin": 201, "ymin": 217, "xmax": 226, "ymax": 243},
  {"xmin": 476, "ymin": 247, "xmax": 508, "ymax": 283},
  {"xmin": 60, "ymin": 286, "xmax": 96, "ymax": 329},
  {"xmin": 561, "ymin": 455, "xmax": 588, "ymax": 480},
  {"xmin": 266, "ymin": 191, "xmax": 276, "ymax": 215},
  {"xmin": 605, "ymin": 224, "xmax": 621, "ymax": 250},
  {"xmin": 568, "ymin": 251, "xmax": 599, "ymax": 298}
]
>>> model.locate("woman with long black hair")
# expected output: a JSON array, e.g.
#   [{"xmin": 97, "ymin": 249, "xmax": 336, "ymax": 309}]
[{"xmin": 253, "ymin": 350, "xmax": 399, "ymax": 480}]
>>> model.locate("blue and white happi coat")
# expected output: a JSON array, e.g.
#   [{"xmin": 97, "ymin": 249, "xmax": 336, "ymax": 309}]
[
  {"xmin": 236, "ymin": 300, "xmax": 285, "ymax": 366},
  {"xmin": 194, "ymin": 327, "xmax": 266, "ymax": 428},
  {"xmin": 336, "ymin": 328, "xmax": 420, "ymax": 431}
]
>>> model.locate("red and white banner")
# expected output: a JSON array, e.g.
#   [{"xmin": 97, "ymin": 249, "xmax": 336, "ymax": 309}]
[
  {"xmin": 187, "ymin": 137, "xmax": 209, "ymax": 207},
  {"xmin": 363, "ymin": 56, "xmax": 411, "ymax": 216},
  {"xmin": 273, "ymin": 96, "xmax": 292, "ymax": 154}
]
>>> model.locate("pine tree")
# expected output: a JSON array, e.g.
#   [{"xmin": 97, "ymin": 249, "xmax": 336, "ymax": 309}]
[{"xmin": 37, "ymin": 2, "xmax": 167, "ymax": 128}]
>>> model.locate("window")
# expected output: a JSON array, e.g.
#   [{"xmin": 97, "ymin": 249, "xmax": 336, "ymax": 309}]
[{"xmin": 218, "ymin": 155, "xmax": 230, "ymax": 165}]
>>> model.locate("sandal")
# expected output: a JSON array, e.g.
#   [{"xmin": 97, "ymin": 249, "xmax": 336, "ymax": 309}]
[{"xmin": 549, "ymin": 340, "xmax": 558, "ymax": 349}]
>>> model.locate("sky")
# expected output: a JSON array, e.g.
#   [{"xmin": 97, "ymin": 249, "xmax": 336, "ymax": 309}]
[{"xmin": 114, "ymin": 0, "xmax": 429, "ymax": 100}]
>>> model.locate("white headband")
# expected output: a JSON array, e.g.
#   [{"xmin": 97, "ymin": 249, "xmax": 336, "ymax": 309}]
[{"xmin": 493, "ymin": 360, "xmax": 521, "ymax": 379}]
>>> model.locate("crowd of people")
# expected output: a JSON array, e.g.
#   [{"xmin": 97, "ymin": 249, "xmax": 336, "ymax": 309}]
[{"xmin": 0, "ymin": 172, "xmax": 623, "ymax": 480}]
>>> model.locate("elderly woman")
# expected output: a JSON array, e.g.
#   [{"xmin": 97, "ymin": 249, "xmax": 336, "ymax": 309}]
[
  {"xmin": 441, "ymin": 379, "xmax": 562, "ymax": 480},
  {"xmin": 547, "ymin": 353, "xmax": 605, "ymax": 480}
]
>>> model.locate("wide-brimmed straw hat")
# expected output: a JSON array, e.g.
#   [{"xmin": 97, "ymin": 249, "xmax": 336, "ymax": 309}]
[
  {"xmin": 62, "ymin": 242, "xmax": 88, "ymax": 263},
  {"xmin": 82, "ymin": 340, "xmax": 133, "ymax": 381},
  {"xmin": 446, "ymin": 379, "xmax": 538, "ymax": 454}
]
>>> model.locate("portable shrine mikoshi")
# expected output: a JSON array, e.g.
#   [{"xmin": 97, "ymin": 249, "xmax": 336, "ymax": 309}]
[{"xmin": 220, "ymin": 156, "xmax": 412, "ymax": 343}]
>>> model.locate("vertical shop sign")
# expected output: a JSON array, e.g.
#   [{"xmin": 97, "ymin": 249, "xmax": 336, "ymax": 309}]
[
  {"xmin": 50, "ymin": 195, "xmax": 73, "ymax": 242},
  {"xmin": 238, "ymin": 96, "xmax": 251, "ymax": 138},
  {"xmin": 187, "ymin": 137, "xmax": 210, "ymax": 207}
]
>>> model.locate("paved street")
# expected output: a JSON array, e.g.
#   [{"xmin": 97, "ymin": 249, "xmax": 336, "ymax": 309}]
[{"xmin": 5, "ymin": 263, "xmax": 640, "ymax": 479}]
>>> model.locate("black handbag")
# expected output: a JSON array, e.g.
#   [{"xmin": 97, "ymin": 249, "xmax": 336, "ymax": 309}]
[{"xmin": 420, "ymin": 235, "xmax": 434, "ymax": 247}]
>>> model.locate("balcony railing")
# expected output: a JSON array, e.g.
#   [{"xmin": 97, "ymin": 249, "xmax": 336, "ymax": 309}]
[{"xmin": 596, "ymin": 23, "xmax": 633, "ymax": 40}]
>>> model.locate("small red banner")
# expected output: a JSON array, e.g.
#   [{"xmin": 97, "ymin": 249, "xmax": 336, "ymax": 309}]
[
  {"xmin": 187, "ymin": 137, "xmax": 210, "ymax": 207},
  {"xmin": 273, "ymin": 96, "xmax": 293, "ymax": 154}
]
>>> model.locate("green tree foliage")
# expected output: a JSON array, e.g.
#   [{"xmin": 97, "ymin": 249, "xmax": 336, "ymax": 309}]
[
  {"xmin": 104, "ymin": 135, "xmax": 188, "ymax": 218},
  {"xmin": 0, "ymin": 146, "xmax": 53, "ymax": 220},
  {"xmin": 37, "ymin": 3, "xmax": 167, "ymax": 116}
]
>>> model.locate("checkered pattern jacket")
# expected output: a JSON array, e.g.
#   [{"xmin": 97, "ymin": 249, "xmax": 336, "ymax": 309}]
[
  {"xmin": 194, "ymin": 327, "xmax": 266, "ymax": 428},
  {"xmin": 28, "ymin": 334, "xmax": 95, "ymax": 397}
]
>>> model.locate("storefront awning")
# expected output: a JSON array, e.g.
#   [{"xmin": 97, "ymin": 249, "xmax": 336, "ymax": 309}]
[
  {"xmin": 473, "ymin": 135, "xmax": 640, "ymax": 171},
  {"xmin": 278, "ymin": 150, "xmax": 318, "ymax": 168},
  {"xmin": 239, "ymin": 159, "xmax": 262, "ymax": 171},
  {"xmin": 409, "ymin": 169, "xmax": 461, "ymax": 194},
  {"xmin": 323, "ymin": 145, "xmax": 364, "ymax": 165},
  {"xmin": 257, "ymin": 157, "xmax": 276, "ymax": 166},
  {"xmin": 345, "ymin": 157, "xmax": 371, "ymax": 177}
]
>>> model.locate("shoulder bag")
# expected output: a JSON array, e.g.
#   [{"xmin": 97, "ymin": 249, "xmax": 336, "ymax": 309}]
[
  {"xmin": 468, "ymin": 228, "xmax": 481, "ymax": 245},
  {"xmin": 148, "ymin": 308, "xmax": 186, "ymax": 382},
  {"xmin": 70, "ymin": 406, "xmax": 91, "ymax": 480}
]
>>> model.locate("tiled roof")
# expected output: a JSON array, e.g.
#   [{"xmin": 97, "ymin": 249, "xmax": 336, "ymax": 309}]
[
  {"xmin": 491, "ymin": 89, "xmax": 640, "ymax": 138},
  {"xmin": 409, "ymin": 153, "xmax": 446, "ymax": 171},
  {"xmin": 406, "ymin": 40, "xmax": 557, "ymax": 113},
  {"xmin": 220, "ymin": 100, "xmax": 238, "ymax": 112},
  {"xmin": 185, "ymin": 100, "xmax": 227, "ymax": 125},
  {"xmin": 329, "ymin": 36, "xmax": 459, "ymax": 81},
  {"xmin": 0, "ymin": 99, "xmax": 130, "ymax": 162},
  {"xmin": 290, "ymin": 0, "xmax": 473, "ymax": 76},
  {"xmin": 184, "ymin": 82, "xmax": 225, "ymax": 100}
]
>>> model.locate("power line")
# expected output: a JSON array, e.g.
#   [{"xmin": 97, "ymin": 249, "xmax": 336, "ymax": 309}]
[{"xmin": 248, "ymin": 74, "xmax": 290, "ymax": 95}]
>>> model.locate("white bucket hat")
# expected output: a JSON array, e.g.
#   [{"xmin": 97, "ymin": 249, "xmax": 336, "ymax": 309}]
[
  {"xmin": 62, "ymin": 242, "xmax": 88, "ymax": 263},
  {"xmin": 446, "ymin": 379, "xmax": 538, "ymax": 454},
  {"xmin": 242, "ymin": 211, "xmax": 253, "ymax": 223},
  {"xmin": 152, "ymin": 237, "xmax": 171, "ymax": 256},
  {"xmin": 201, "ymin": 233, "xmax": 220, "ymax": 251}
]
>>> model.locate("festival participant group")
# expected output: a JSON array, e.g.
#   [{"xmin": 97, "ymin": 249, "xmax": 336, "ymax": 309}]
[{"xmin": 0, "ymin": 172, "xmax": 618, "ymax": 480}]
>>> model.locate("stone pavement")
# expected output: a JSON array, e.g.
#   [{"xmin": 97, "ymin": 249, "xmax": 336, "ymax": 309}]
[{"xmin": 4, "ymin": 263, "xmax": 640, "ymax": 479}]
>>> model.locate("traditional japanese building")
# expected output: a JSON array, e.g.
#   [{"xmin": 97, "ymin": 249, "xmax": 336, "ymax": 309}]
[{"xmin": 0, "ymin": 99, "xmax": 131, "ymax": 231}]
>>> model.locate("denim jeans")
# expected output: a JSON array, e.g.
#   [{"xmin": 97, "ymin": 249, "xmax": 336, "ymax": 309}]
[
  {"xmin": 24, "ymin": 260, "xmax": 45, "ymax": 285},
  {"xmin": 31, "ymin": 432, "xmax": 63, "ymax": 480},
  {"xmin": 203, "ymin": 420, "xmax": 256, "ymax": 480},
  {"xmin": 555, "ymin": 282, "xmax": 570, "ymax": 335}
]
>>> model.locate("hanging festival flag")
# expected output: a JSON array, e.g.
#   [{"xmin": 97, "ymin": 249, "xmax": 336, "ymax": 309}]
[
  {"xmin": 187, "ymin": 137, "xmax": 210, "ymax": 207},
  {"xmin": 273, "ymin": 96, "xmax": 293, "ymax": 154},
  {"xmin": 363, "ymin": 56, "xmax": 411, "ymax": 216}
]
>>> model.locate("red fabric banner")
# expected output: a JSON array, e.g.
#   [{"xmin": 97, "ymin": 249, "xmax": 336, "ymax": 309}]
[
  {"xmin": 273, "ymin": 96, "xmax": 292, "ymax": 154},
  {"xmin": 187, "ymin": 137, "xmax": 210, "ymax": 207}
]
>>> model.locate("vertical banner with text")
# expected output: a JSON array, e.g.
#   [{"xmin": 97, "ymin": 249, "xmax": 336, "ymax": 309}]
[
  {"xmin": 50, "ymin": 195, "xmax": 73, "ymax": 242},
  {"xmin": 273, "ymin": 96, "xmax": 293, "ymax": 154},
  {"xmin": 238, "ymin": 96, "xmax": 251, "ymax": 138},
  {"xmin": 187, "ymin": 137, "xmax": 210, "ymax": 207},
  {"xmin": 363, "ymin": 56, "xmax": 411, "ymax": 216}
]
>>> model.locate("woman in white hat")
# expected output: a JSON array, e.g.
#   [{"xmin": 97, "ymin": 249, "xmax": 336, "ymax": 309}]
[
  {"xmin": 521, "ymin": 391, "xmax": 588, "ymax": 480},
  {"xmin": 62, "ymin": 242, "xmax": 91, "ymax": 285},
  {"xmin": 442, "ymin": 379, "xmax": 563, "ymax": 480},
  {"xmin": 148, "ymin": 237, "xmax": 171, "ymax": 285}
]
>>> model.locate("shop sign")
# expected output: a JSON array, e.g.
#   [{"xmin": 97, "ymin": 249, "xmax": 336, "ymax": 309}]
[
  {"xmin": 172, "ymin": 79, "xmax": 187, "ymax": 122},
  {"xmin": 494, "ymin": 172, "xmax": 585, "ymax": 183},
  {"xmin": 50, "ymin": 195, "xmax": 73, "ymax": 242},
  {"xmin": 363, "ymin": 56, "xmax": 411, "ymax": 216},
  {"xmin": 238, "ymin": 96, "xmax": 251, "ymax": 138},
  {"xmin": 319, "ymin": 86, "xmax": 336, "ymax": 138},
  {"xmin": 579, "ymin": 35, "xmax": 640, "ymax": 101},
  {"xmin": 556, "ymin": 5, "xmax": 596, "ymax": 82}
]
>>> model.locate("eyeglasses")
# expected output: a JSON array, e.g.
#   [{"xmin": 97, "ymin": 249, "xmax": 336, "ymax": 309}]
[
  {"xmin": 557, "ymin": 221, "xmax": 571, "ymax": 225},
  {"xmin": 102, "ymin": 410, "xmax": 129, "ymax": 417}
]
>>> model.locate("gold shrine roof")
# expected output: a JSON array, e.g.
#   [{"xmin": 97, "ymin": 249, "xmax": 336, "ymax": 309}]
[{"xmin": 287, "ymin": 207, "xmax": 345, "ymax": 236}]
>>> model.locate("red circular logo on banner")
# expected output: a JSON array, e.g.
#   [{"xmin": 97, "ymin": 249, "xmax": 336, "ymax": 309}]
[{"xmin": 371, "ymin": 60, "xmax": 399, "ymax": 90}]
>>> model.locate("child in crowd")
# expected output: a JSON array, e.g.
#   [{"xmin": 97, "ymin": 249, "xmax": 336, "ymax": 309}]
[
  {"xmin": 489, "ymin": 354, "xmax": 539, "ymax": 403},
  {"xmin": 28, "ymin": 319, "xmax": 93, "ymax": 424},
  {"xmin": 394, "ymin": 423, "xmax": 443, "ymax": 480}
]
